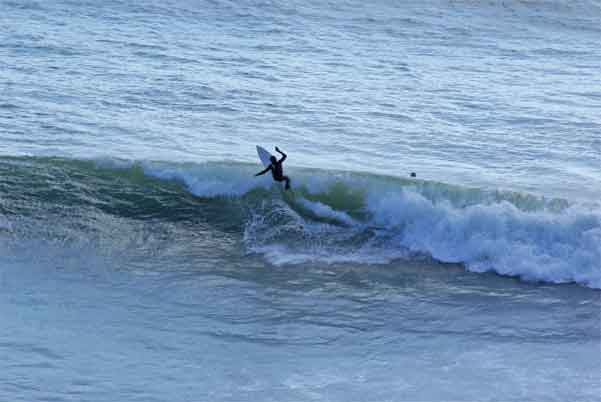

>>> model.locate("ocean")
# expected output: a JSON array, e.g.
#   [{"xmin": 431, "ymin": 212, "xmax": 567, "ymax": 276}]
[{"xmin": 1, "ymin": 0, "xmax": 600, "ymax": 401}]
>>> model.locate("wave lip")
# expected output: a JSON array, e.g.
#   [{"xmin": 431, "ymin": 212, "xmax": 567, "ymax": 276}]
[{"xmin": 142, "ymin": 162, "xmax": 266, "ymax": 197}]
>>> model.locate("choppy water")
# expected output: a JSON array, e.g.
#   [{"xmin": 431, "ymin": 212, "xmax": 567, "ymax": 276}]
[{"xmin": 1, "ymin": 1, "xmax": 600, "ymax": 401}]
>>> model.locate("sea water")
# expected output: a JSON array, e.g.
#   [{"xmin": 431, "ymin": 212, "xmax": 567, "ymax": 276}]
[{"xmin": 1, "ymin": 1, "xmax": 600, "ymax": 401}]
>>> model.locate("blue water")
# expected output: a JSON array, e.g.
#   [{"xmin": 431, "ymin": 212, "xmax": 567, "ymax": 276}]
[{"xmin": 1, "ymin": 1, "xmax": 600, "ymax": 401}]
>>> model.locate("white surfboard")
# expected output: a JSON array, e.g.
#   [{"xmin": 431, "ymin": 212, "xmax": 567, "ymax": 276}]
[{"xmin": 256, "ymin": 145, "xmax": 273, "ymax": 167}]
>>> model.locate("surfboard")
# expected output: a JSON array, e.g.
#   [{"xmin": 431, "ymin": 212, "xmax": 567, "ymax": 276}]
[{"xmin": 256, "ymin": 145, "xmax": 273, "ymax": 167}]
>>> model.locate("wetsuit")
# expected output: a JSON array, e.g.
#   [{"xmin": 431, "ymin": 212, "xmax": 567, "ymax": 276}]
[{"xmin": 255, "ymin": 148, "xmax": 291, "ymax": 190}]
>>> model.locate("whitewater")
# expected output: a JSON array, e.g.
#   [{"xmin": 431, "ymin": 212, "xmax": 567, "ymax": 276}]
[
  {"xmin": 1, "ymin": 0, "xmax": 600, "ymax": 401},
  {"xmin": 137, "ymin": 159, "xmax": 600, "ymax": 288}
]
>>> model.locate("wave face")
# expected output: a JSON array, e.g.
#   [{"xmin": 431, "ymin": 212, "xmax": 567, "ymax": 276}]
[{"xmin": 1, "ymin": 156, "xmax": 600, "ymax": 288}]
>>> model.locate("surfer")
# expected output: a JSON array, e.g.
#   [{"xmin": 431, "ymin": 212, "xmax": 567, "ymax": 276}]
[{"xmin": 254, "ymin": 146, "xmax": 291, "ymax": 190}]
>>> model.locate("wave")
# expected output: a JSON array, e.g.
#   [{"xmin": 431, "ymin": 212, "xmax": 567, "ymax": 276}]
[{"xmin": 1, "ymin": 156, "xmax": 599, "ymax": 289}]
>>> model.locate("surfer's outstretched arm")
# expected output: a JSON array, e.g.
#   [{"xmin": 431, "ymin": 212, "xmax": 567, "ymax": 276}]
[
  {"xmin": 255, "ymin": 166, "xmax": 271, "ymax": 176},
  {"xmin": 275, "ymin": 146, "xmax": 287, "ymax": 163}
]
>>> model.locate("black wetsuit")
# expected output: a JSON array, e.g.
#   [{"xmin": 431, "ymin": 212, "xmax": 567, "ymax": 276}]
[{"xmin": 255, "ymin": 148, "xmax": 291, "ymax": 190}]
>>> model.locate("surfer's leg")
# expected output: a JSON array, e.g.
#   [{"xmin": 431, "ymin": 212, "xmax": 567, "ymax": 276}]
[{"xmin": 284, "ymin": 176, "xmax": 291, "ymax": 190}]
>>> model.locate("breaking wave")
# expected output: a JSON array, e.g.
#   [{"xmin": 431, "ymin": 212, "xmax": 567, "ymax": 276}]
[{"xmin": 1, "ymin": 156, "xmax": 599, "ymax": 288}]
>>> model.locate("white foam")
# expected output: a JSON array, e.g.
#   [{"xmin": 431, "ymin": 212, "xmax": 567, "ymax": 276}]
[
  {"xmin": 295, "ymin": 197, "xmax": 357, "ymax": 226},
  {"xmin": 250, "ymin": 243, "xmax": 408, "ymax": 266},
  {"xmin": 141, "ymin": 162, "xmax": 269, "ymax": 197},
  {"xmin": 368, "ymin": 189, "xmax": 601, "ymax": 288}
]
